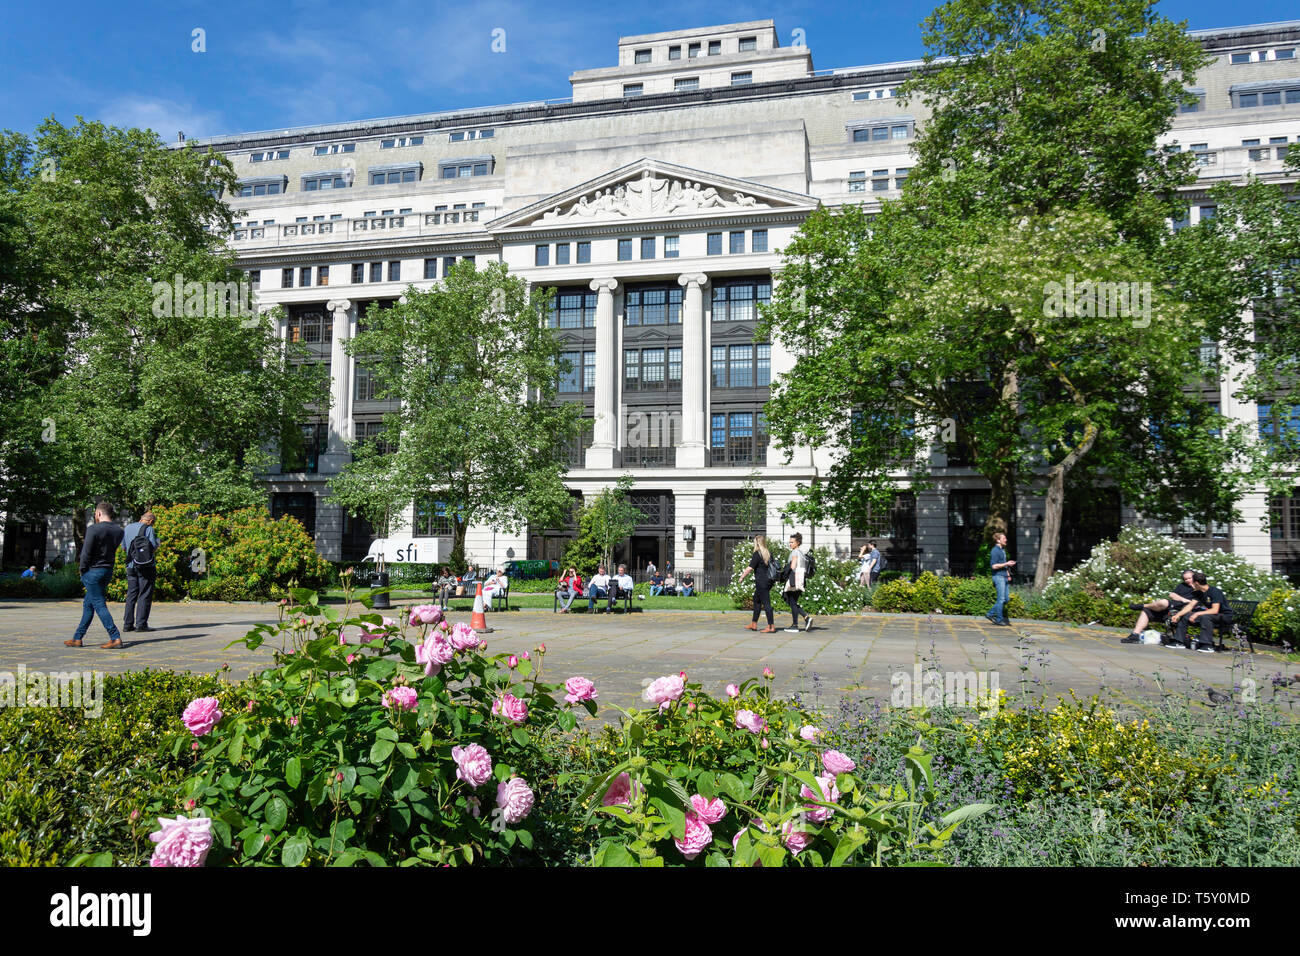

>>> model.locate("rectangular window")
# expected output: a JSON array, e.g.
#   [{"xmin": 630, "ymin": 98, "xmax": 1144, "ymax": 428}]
[
  {"xmin": 624, "ymin": 285, "xmax": 681, "ymax": 326},
  {"xmin": 729, "ymin": 345, "xmax": 754, "ymax": 387},
  {"xmin": 1277, "ymin": 48, "xmax": 1296, "ymax": 59},
  {"xmin": 643, "ymin": 348, "xmax": 666, "ymax": 388},
  {"xmin": 848, "ymin": 170, "xmax": 867, "ymax": 192},
  {"xmin": 624, "ymin": 350, "xmax": 640, "ymax": 391},
  {"xmin": 707, "ymin": 232, "xmax": 722, "ymax": 256},
  {"xmin": 424, "ymin": 258, "xmax": 437, "ymax": 280},
  {"xmin": 711, "ymin": 346, "xmax": 726, "ymax": 388},
  {"xmin": 757, "ymin": 343, "xmax": 771, "ymax": 386},
  {"xmin": 388, "ymin": 261, "xmax": 400, "ymax": 282},
  {"xmin": 442, "ymin": 256, "xmax": 456, "ymax": 277},
  {"xmin": 731, "ymin": 71, "xmax": 753, "ymax": 86},
  {"xmin": 675, "ymin": 77, "xmax": 700, "ymax": 92},
  {"xmin": 583, "ymin": 351, "xmax": 596, "ymax": 391},
  {"xmin": 708, "ymin": 40, "xmax": 721, "ymax": 55},
  {"xmin": 688, "ymin": 42, "xmax": 701, "ymax": 58},
  {"xmin": 1239, "ymin": 93, "xmax": 1258, "ymax": 108},
  {"xmin": 248, "ymin": 269, "xmax": 260, "ymax": 289},
  {"xmin": 554, "ymin": 290, "xmax": 597, "ymax": 329},
  {"xmin": 895, "ymin": 168, "xmax": 910, "ymax": 189},
  {"xmin": 317, "ymin": 265, "xmax": 329, "ymax": 287},
  {"xmin": 751, "ymin": 229, "xmax": 768, "ymax": 253},
  {"xmin": 641, "ymin": 236, "xmax": 655, "ymax": 259},
  {"xmin": 282, "ymin": 268, "xmax": 293, "ymax": 289},
  {"xmin": 555, "ymin": 243, "xmax": 570, "ymax": 265},
  {"xmin": 623, "ymin": 83, "xmax": 643, "ymax": 98},
  {"xmin": 664, "ymin": 235, "xmax": 680, "ymax": 258},
  {"xmin": 558, "ymin": 350, "xmax": 581, "ymax": 392},
  {"xmin": 370, "ymin": 262, "xmax": 383, "ymax": 283},
  {"xmin": 873, "ymin": 169, "xmax": 890, "ymax": 192},
  {"xmin": 618, "ymin": 238, "xmax": 633, "ymax": 261},
  {"xmin": 535, "ymin": 244, "xmax": 550, "ymax": 267},
  {"xmin": 1262, "ymin": 90, "xmax": 1282, "ymax": 106},
  {"xmin": 577, "ymin": 241, "xmax": 591, "ymax": 264},
  {"xmin": 668, "ymin": 347, "xmax": 682, "ymax": 384},
  {"xmin": 669, "ymin": 45, "xmax": 681, "ymax": 60},
  {"xmin": 634, "ymin": 48, "xmax": 651, "ymax": 64},
  {"xmin": 712, "ymin": 278, "xmax": 771, "ymax": 322},
  {"xmin": 1231, "ymin": 52, "xmax": 1251, "ymax": 64},
  {"xmin": 299, "ymin": 267, "xmax": 312, "ymax": 287},
  {"xmin": 730, "ymin": 231, "xmax": 745, "ymax": 254},
  {"xmin": 739, "ymin": 36, "xmax": 757, "ymax": 52}
]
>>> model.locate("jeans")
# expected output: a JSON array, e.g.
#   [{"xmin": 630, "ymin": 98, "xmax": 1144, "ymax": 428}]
[
  {"xmin": 650, "ymin": 585, "xmax": 663, "ymax": 596},
  {"xmin": 587, "ymin": 586, "xmax": 608, "ymax": 611},
  {"xmin": 679, "ymin": 586, "xmax": 694, "ymax": 597},
  {"xmin": 124, "ymin": 564, "xmax": 155, "ymax": 628},
  {"xmin": 557, "ymin": 587, "xmax": 577, "ymax": 610},
  {"xmin": 785, "ymin": 589, "xmax": 806, "ymax": 627},
  {"xmin": 74, "ymin": 566, "xmax": 121, "ymax": 643},
  {"xmin": 752, "ymin": 583, "xmax": 774, "ymax": 627},
  {"xmin": 990, "ymin": 575, "xmax": 1009, "ymax": 623}
]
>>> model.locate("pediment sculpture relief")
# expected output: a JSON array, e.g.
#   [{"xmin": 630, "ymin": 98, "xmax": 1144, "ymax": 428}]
[{"xmin": 538, "ymin": 170, "xmax": 770, "ymax": 222}]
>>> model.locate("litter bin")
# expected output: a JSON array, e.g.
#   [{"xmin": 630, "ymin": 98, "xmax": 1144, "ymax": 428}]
[{"xmin": 372, "ymin": 571, "xmax": 391, "ymax": 609}]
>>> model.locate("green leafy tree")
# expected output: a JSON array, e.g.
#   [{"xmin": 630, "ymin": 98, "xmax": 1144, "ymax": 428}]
[
  {"xmin": 562, "ymin": 475, "xmax": 642, "ymax": 574},
  {"xmin": 2, "ymin": 118, "xmax": 325, "ymax": 533},
  {"xmin": 762, "ymin": 0, "xmax": 1259, "ymax": 588},
  {"xmin": 335, "ymin": 260, "xmax": 580, "ymax": 571}
]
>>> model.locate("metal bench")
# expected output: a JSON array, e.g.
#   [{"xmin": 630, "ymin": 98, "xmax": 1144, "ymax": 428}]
[
  {"xmin": 1214, "ymin": 599, "xmax": 1257, "ymax": 654},
  {"xmin": 564, "ymin": 585, "xmax": 634, "ymax": 613}
]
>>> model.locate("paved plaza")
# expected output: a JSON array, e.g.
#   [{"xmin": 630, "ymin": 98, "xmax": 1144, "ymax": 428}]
[{"xmin": 4, "ymin": 597, "xmax": 1286, "ymax": 717}]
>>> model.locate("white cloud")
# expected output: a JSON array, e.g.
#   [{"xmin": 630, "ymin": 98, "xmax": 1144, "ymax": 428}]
[{"xmin": 100, "ymin": 96, "xmax": 227, "ymax": 142}]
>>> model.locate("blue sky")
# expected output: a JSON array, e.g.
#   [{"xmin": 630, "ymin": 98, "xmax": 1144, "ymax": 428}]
[{"xmin": 2, "ymin": 0, "xmax": 1297, "ymax": 140}]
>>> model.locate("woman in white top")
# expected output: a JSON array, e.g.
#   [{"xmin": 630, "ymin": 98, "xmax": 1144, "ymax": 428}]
[
  {"xmin": 482, "ymin": 567, "xmax": 508, "ymax": 611},
  {"xmin": 783, "ymin": 533, "xmax": 812, "ymax": 632}
]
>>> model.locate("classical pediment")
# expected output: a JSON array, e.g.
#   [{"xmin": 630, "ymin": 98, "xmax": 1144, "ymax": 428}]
[{"xmin": 489, "ymin": 158, "xmax": 817, "ymax": 231}]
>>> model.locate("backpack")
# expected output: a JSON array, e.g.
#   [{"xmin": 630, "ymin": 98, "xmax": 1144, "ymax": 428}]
[
  {"xmin": 128, "ymin": 528, "xmax": 156, "ymax": 568},
  {"xmin": 874, "ymin": 550, "xmax": 886, "ymax": 572},
  {"xmin": 803, "ymin": 550, "xmax": 816, "ymax": 580},
  {"xmin": 766, "ymin": 555, "xmax": 783, "ymax": 584}
]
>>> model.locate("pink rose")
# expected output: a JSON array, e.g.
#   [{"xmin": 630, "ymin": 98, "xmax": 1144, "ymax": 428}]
[
  {"xmin": 800, "ymin": 725, "xmax": 821, "ymax": 741},
  {"xmin": 449, "ymin": 622, "xmax": 480, "ymax": 651},
  {"xmin": 288, "ymin": 715, "xmax": 299, "ymax": 727},
  {"xmin": 674, "ymin": 811, "xmax": 712, "ymax": 860},
  {"xmin": 149, "ymin": 815, "xmax": 213, "ymax": 867},
  {"xmin": 761, "ymin": 737, "xmax": 769, "ymax": 750},
  {"xmin": 451, "ymin": 743, "xmax": 493, "ymax": 788},
  {"xmin": 564, "ymin": 677, "xmax": 598, "ymax": 704},
  {"xmin": 382, "ymin": 686, "xmax": 418, "ymax": 711},
  {"xmin": 781, "ymin": 821, "xmax": 814, "ymax": 856},
  {"xmin": 601, "ymin": 771, "xmax": 643, "ymax": 808},
  {"xmin": 763, "ymin": 667, "xmax": 774, "ymax": 679},
  {"xmin": 821, "ymin": 750, "xmax": 856, "ymax": 775},
  {"xmin": 415, "ymin": 633, "xmax": 455, "ymax": 677},
  {"xmin": 409, "ymin": 604, "xmax": 442, "ymax": 627},
  {"xmin": 642, "ymin": 674, "xmax": 685, "ymax": 712},
  {"xmin": 492, "ymin": 693, "xmax": 528, "ymax": 725},
  {"xmin": 801, "ymin": 774, "xmax": 840, "ymax": 824},
  {"xmin": 346, "ymin": 654, "xmax": 356, "ymax": 664},
  {"xmin": 522, "ymin": 651, "xmax": 530, "ymax": 661},
  {"xmin": 182, "ymin": 697, "xmax": 223, "ymax": 737},
  {"xmin": 734, "ymin": 709, "xmax": 764, "ymax": 734},
  {"xmin": 690, "ymin": 794, "xmax": 726, "ymax": 825},
  {"xmin": 495, "ymin": 776, "xmax": 534, "ymax": 825},
  {"xmin": 725, "ymin": 683, "xmax": 740, "ymax": 698},
  {"xmin": 507, "ymin": 655, "xmax": 518, "ymax": 669}
]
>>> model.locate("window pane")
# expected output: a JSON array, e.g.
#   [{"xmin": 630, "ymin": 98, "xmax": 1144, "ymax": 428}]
[
  {"xmin": 664, "ymin": 235, "xmax": 680, "ymax": 258},
  {"xmin": 618, "ymin": 238, "xmax": 633, "ymax": 261},
  {"xmin": 577, "ymin": 241, "xmax": 591, "ymax": 263},
  {"xmin": 624, "ymin": 350, "xmax": 640, "ymax": 389},
  {"xmin": 555, "ymin": 243, "xmax": 570, "ymax": 265},
  {"xmin": 669, "ymin": 347, "xmax": 682, "ymax": 383},
  {"xmin": 642, "ymin": 288, "xmax": 666, "ymax": 325},
  {"xmin": 707, "ymin": 233, "xmax": 722, "ymax": 255},
  {"xmin": 752, "ymin": 229, "xmax": 768, "ymax": 253},
  {"xmin": 712, "ymin": 346, "xmax": 727, "ymax": 387},
  {"xmin": 730, "ymin": 345, "xmax": 753, "ymax": 387},
  {"xmin": 641, "ymin": 237, "xmax": 655, "ymax": 259},
  {"xmin": 643, "ymin": 348, "xmax": 666, "ymax": 387},
  {"xmin": 757, "ymin": 343, "xmax": 771, "ymax": 386},
  {"xmin": 730, "ymin": 231, "xmax": 745, "ymax": 254}
]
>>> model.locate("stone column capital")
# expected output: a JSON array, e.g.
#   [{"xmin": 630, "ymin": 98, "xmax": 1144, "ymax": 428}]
[
  {"xmin": 677, "ymin": 273, "xmax": 709, "ymax": 290},
  {"xmin": 589, "ymin": 277, "xmax": 620, "ymax": 295},
  {"xmin": 326, "ymin": 298, "xmax": 352, "ymax": 314}
]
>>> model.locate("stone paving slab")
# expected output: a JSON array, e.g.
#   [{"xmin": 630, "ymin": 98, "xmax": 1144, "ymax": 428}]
[{"xmin": 4, "ymin": 598, "xmax": 1289, "ymax": 718}]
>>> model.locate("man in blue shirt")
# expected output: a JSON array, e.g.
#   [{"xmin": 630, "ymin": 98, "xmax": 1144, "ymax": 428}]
[
  {"xmin": 986, "ymin": 532, "xmax": 1015, "ymax": 627},
  {"xmin": 121, "ymin": 510, "xmax": 159, "ymax": 632}
]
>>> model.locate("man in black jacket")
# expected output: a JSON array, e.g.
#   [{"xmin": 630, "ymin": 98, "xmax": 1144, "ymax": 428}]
[
  {"xmin": 1173, "ymin": 572, "xmax": 1232, "ymax": 653},
  {"xmin": 64, "ymin": 500, "xmax": 125, "ymax": 649},
  {"xmin": 1120, "ymin": 569, "xmax": 1197, "ymax": 644},
  {"xmin": 121, "ymin": 510, "xmax": 159, "ymax": 632}
]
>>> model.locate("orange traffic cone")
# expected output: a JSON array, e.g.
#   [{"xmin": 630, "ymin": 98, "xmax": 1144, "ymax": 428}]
[{"xmin": 471, "ymin": 582, "xmax": 493, "ymax": 633}]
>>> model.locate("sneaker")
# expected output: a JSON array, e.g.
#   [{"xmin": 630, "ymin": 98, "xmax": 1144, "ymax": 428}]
[
  {"xmin": 1120, "ymin": 634, "xmax": 1141, "ymax": 644},
  {"xmin": 1164, "ymin": 641, "xmax": 1187, "ymax": 650},
  {"xmin": 803, "ymin": 616, "xmax": 814, "ymax": 632},
  {"xmin": 1195, "ymin": 644, "xmax": 1216, "ymax": 654},
  {"xmin": 783, "ymin": 627, "xmax": 800, "ymax": 633}
]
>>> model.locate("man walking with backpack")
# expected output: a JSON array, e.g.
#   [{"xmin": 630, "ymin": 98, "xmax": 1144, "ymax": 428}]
[{"xmin": 122, "ymin": 510, "xmax": 159, "ymax": 633}]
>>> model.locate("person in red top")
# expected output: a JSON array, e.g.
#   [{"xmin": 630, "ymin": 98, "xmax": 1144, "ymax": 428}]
[{"xmin": 555, "ymin": 567, "xmax": 583, "ymax": 612}]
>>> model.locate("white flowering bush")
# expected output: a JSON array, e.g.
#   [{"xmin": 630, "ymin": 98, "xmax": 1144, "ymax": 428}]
[
  {"xmin": 1255, "ymin": 588, "xmax": 1300, "ymax": 643},
  {"xmin": 727, "ymin": 542, "xmax": 865, "ymax": 616},
  {"xmin": 1042, "ymin": 526, "xmax": 1289, "ymax": 606}
]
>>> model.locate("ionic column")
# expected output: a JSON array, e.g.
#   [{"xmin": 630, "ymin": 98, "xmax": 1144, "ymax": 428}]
[
  {"xmin": 586, "ymin": 278, "xmax": 620, "ymax": 469},
  {"xmin": 324, "ymin": 298, "xmax": 353, "ymax": 463},
  {"xmin": 677, "ymin": 273, "xmax": 709, "ymax": 468}
]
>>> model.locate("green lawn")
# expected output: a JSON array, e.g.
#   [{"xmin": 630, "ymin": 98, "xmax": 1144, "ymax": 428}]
[{"xmin": 321, "ymin": 588, "xmax": 737, "ymax": 612}]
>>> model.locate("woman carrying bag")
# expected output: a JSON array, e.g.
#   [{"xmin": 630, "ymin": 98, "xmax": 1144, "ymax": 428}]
[{"xmin": 736, "ymin": 534, "xmax": 778, "ymax": 633}]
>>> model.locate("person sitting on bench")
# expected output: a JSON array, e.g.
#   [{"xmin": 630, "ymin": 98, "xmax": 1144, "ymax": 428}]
[
  {"xmin": 649, "ymin": 570, "xmax": 665, "ymax": 596},
  {"xmin": 1172, "ymin": 572, "xmax": 1231, "ymax": 653},
  {"xmin": 678, "ymin": 571, "xmax": 695, "ymax": 597},
  {"xmin": 1120, "ymin": 569, "xmax": 1197, "ymax": 644},
  {"xmin": 482, "ymin": 566, "xmax": 508, "ymax": 611},
  {"xmin": 556, "ymin": 567, "xmax": 583, "ymax": 612},
  {"xmin": 662, "ymin": 572, "xmax": 677, "ymax": 596},
  {"xmin": 587, "ymin": 565, "xmax": 610, "ymax": 612},
  {"xmin": 610, "ymin": 564, "xmax": 634, "ymax": 611},
  {"xmin": 435, "ymin": 566, "xmax": 455, "ymax": 604}
]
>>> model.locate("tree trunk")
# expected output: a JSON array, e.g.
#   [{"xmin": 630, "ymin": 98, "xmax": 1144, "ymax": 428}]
[
  {"xmin": 72, "ymin": 507, "xmax": 88, "ymax": 558},
  {"xmin": 1034, "ymin": 467, "xmax": 1067, "ymax": 591},
  {"xmin": 451, "ymin": 517, "xmax": 468, "ymax": 574},
  {"xmin": 985, "ymin": 468, "xmax": 1016, "ymax": 542}
]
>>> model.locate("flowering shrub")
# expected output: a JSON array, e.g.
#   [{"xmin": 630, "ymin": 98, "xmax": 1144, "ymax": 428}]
[
  {"xmin": 156, "ymin": 584, "xmax": 587, "ymax": 865},
  {"xmin": 1254, "ymin": 588, "xmax": 1300, "ymax": 643},
  {"xmin": 726, "ymin": 542, "xmax": 866, "ymax": 616},
  {"xmin": 1042, "ymin": 526, "xmax": 1288, "ymax": 606},
  {"xmin": 106, "ymin": 503, "xmax": 332, "ymax": 602},
  {"xmin": 565, "ymin": 671, "xmax": 992, "ymax": 866}
]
